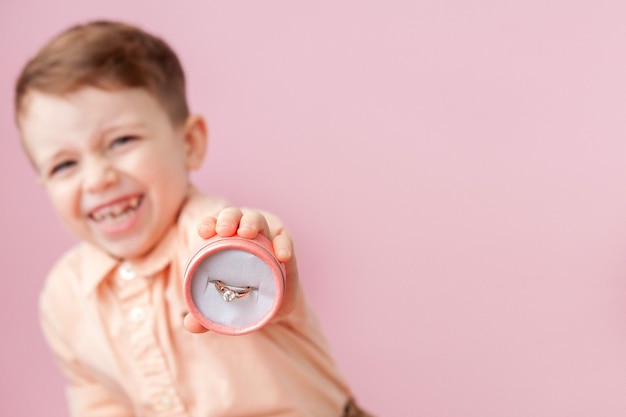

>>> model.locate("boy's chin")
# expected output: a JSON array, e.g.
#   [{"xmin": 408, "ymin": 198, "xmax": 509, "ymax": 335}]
[{"xmin": 92, "ymin": 237, "xmax": 155, "ymax": 261}]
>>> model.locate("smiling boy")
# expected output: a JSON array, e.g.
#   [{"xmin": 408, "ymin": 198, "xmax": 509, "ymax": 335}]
[{"xmin": 15, "ymin": 20, "xmax": 369, "ymax": 416}]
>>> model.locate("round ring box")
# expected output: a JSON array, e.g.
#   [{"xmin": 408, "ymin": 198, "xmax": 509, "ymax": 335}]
[{"xmin": 183, "ymin": 234, "xmax": 286, "ymax": 335}]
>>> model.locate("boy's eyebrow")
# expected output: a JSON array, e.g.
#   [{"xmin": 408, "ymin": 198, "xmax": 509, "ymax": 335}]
[
  {"xmin": 100, "ymin": 120, "xmax": 147, "ymax": 135},
  {"xmin": 47, "ymin": 143, "xmax": 79, "ymax": 159}
]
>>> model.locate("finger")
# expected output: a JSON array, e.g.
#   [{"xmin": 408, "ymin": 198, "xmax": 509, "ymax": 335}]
[
  {"xmin": 272, "ymin": 233, "xmax": 293, "ymax": 262},
  {"xmin": 197, "ymin": 216, "xmax": 217, "ymax": 239},
  {"xmin": 183, "ymin": 313, "xmax": 210, "ymax": 333},
  {"xmin": 273, "ymin": 245, "xmax": 299, "ymax": 320},
  {"xmin": 215, "ymin": 207, "xmax": 243, "ymax": 237},
  {"xmin": 237, "ymin": 210, "xmax": 270, "ymax": 239}
]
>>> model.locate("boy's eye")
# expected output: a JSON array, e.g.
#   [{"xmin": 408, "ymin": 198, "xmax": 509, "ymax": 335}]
[
  {"xmin": 50, "ymin": 160, "xmax": 76, "ymax": 176},
  {"xmin": 111, "ymin": 135, "xmax": 137, "ymax": 148}
]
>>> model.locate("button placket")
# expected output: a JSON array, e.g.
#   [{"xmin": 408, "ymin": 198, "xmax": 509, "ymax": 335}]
[
  {"xmin": 115, "ymin": 262, "xmax": 187, "ymax": 416},
  {"xmin": 117, "ymin": 263, "xmax": 149, "ymax": 326}
]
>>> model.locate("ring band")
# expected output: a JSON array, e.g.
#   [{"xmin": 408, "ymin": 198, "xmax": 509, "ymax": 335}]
[{"xmin": 213, "ymin": 280, "xmax": 252, "ymax": 302}]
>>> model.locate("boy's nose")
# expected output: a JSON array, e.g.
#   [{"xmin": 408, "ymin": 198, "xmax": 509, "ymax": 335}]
[{"xmin": 83, "ymin": 157, "xmax": 119, "ymax": 192}]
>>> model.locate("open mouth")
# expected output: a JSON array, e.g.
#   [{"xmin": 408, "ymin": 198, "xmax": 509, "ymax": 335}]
[{"xmin": 89, "ymin": 195, "xmax": 143, "ymax": 224}]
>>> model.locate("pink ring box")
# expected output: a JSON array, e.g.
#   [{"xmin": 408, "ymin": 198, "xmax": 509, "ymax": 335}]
[{"xmin": 183, "ymin": 234, "xmax": 286, "ymax": 335}]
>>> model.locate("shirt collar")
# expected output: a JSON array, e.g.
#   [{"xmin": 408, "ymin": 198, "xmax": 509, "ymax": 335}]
[
  {"xmin": 80, "ymin": 242, "xmax": 118, "ymax": 295},
  {"xmin": 80, "ymin": 217, "xmax": 180, "ymax": 296}
]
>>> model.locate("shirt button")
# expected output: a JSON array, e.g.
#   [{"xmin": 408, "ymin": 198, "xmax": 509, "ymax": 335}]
[
  {"xmin": 160, "ymin": 395, "xmax": 173, "ymax": 408},
  {"xmin": 118, "ymin": 262, "xmax": 136, "ymax": 281},
  {"xmin": 128, "ymin": 307, "xmax": 146, "ymax": 323}
]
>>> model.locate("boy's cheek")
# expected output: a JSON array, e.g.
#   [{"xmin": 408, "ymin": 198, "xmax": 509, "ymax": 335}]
[{"xmin": 46, "ymin": 186, "xmax": 79, "ymax": 222}]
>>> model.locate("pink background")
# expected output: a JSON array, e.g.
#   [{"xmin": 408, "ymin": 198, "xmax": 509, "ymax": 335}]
[{"xmin": 2, "ymin": 1, "xmax": 626, "ymax": 416}]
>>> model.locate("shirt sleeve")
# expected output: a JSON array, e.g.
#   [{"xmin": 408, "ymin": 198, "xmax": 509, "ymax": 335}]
[{"xmin": 39, "ymin": 269, "xmax": 135, "ymax": 417}]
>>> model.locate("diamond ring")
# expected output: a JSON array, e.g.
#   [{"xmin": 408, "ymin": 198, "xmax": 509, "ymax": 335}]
[{"xmin": 213, "ymin": 280, "xmax": 252, "ymax": 303}]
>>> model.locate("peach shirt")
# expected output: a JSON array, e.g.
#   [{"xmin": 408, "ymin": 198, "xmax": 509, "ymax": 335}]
[{"xmin": 39, "ymin": 190, "xmax": 352, "ymax": 417}]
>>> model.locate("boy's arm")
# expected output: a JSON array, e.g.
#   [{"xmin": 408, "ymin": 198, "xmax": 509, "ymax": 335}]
[{"xmin": 184, "ymin": 207, "xmax": 300, "ymax": 333}]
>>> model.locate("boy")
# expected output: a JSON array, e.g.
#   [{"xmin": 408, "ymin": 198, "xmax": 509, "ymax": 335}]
[{"xmin": 15, "ymin": 20, "xmax": 369, "ymax": 416}]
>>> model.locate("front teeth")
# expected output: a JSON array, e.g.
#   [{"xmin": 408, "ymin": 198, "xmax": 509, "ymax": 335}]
[{"xmin": 91, "ymin": 197, "xmax": 141, "ymax": 222}]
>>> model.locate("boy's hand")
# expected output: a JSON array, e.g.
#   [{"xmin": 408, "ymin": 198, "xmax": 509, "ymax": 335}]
[{"xmin": 183, "ymin": 207, "xmax": 299, "ymax": 333}]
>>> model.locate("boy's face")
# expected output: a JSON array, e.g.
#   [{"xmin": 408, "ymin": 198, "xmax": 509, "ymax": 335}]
[{"xmin": 19, "ymin": 87, "xmax": 206, "ymax": 260}]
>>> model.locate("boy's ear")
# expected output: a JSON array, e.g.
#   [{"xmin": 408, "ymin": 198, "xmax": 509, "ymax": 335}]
[{"xmin": 182, "ymin": 114, "xmax": 208, "ymax": 170}]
